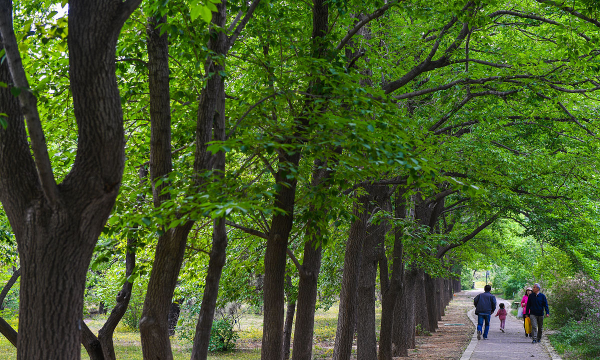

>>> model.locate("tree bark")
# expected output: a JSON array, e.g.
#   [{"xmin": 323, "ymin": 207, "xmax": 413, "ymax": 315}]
[
  {"xmin": 414, "ymin": 269, "xmax": 429, "ymax": 333},
  {"xmin": 282, "ymin": 275, "xmax": 296, "ymax": 360},
  {"xmin": 332, "ymin": 193, "xmax": 370, "ymax": 360},
  {"xmin": 357, "ymin": 186, "xmax": 387, "ymax": 360},
  {"xmin": 424, "ymin": 273, "xmax": 438, "ymax": 332},
  {"xmin": 0, "ymin": 2, "xmax": 140, "ymax": 358},
  {"xmin": 261, "ymin": 2, "xmax": 328, "ymax": 359},
  {"xmin": 392, "ymin": 268, "xmax": 418, "ymax": 356},
  {"xmin": 291, "ymin": 158, "xmax": 330, "ymax": 360},
  {"xmin": 379, "ymin": 189, "xmax": 406, "ymax": 360},
  {"xmin": 190, "ymin": 2, "xmax": 232, "ymax": 359},
  {"xmin": 140, "ymin": 14, "xmax": 195, "ymax": 360}
]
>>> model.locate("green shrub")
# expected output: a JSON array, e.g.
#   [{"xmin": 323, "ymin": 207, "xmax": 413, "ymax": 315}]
[
  {"xmin": 547, "ymin": 275, "xmax": 587, "ymax": 327},
  {"xmin": 551, "ymin": 319, "xmax": 600, "ymax": 359},
  {"xmin": 208, "ymin": 317, "xmax": 239, "ymax": 352}
]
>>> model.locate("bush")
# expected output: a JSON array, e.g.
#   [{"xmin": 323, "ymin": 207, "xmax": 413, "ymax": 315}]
[
  {"xmin": 547, "ymin": 275, "xmax": 588, "ymax": 327},
  {"xmin": 551, "ymin": 319, "xmax": 600, "ymax": 359},
  {"xmin": 208, "ymin": 317, "xmax": 239, "ymax": 352}
]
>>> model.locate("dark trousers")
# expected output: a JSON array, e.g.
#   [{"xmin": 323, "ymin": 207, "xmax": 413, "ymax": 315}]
[{"xmin": 530, "ymin": 315, "xmax": 544, "ymax": 340}]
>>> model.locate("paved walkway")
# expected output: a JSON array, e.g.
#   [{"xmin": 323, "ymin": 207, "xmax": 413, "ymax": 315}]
[{"xmin": 460, "ymin": 290, "xmax": 560, "ymax": 360}]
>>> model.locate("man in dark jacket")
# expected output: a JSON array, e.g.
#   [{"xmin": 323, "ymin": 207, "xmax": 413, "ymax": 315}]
[
  {"xmin": 526, "ymin": 283, "xmax": 550, "ymax": 343},
  {"xmin": 474, "ymin": 284, "xmax": 497, "ymax": 340}
]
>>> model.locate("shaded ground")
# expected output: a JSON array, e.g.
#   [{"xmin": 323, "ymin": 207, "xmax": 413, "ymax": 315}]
[
  {"xmin": 395, "ymin": 290, "xmax": 474, "ymax": 360},
  {"xmin": 0, "ymin": 294, "xmax": 473, "ymax": 360}
]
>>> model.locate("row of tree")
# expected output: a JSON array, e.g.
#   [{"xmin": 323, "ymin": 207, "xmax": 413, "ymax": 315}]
[{"xmin": 1, "ymin": 0, "xmax": 600, "ymax": 359}]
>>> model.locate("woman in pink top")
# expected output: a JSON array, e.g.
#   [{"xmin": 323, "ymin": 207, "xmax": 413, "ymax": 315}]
[
  {"xmin": 495, "ymin": 303, "xmax": 507, "ymax": 332},
  {"xmin": 521, "ymin": 287, "xmax": 533, "ymax": 337}
]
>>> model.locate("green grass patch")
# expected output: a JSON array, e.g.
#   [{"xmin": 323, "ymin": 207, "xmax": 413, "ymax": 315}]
[{"xmin": 548, "ymin": 320, "xmax": 600, "ymax": 359}]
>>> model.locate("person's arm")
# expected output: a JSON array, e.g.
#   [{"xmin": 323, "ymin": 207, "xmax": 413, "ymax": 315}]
[
  {"xmin": 544, "ymin": 295, "xmax": 550, "ymax": 316},
  {"xmin": 492, "ymin": 296, "xmax": 497, "ymax": 313},
  {"xmin": 474, "ymin": 294, "xmax": 479, "ymax": 307}
]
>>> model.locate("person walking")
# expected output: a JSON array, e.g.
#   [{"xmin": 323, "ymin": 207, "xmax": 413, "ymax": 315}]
[
  {"xmin": 526, "ymin": 283, "xmax": 550, "ymax": 344},
  {"xmin": 474, "ymin": 284, "xmax": 497, "ymax": 340},
  {"xmin": 521, "ymin": 287, "xmax": 533, "ymax": 337},
  {"xmin": 495, "ymin": 302, "xmax": 507, "ymax": 332}
]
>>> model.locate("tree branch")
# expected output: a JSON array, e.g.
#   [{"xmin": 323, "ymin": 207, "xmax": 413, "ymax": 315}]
[
  {"xmin": 286, "ymin": 248, "xmax": 308, "ymax": 278},
  {"xmin": 436, "ymin": 212, "xmax": 501, "ymax": 258},
  {"xmin": 0, "ymin": 0, "xmax": 59, "ymax": 205},
  {"xmin": 536, "ymin": 0, "xmax": 600, "ymax": 28},
  {"xmin": 0, "ymin": 268, "xmax": 19, "ymax": 310},
  {"xmin": 228, "ymin": 0, "xmax": 262, "ymax": 51},
  {"xmin": 335, "ymin": 0, "xmax": 401, "ymax": 51},
  {"xmin": 225, "ymin": 220, "xmax": 267, "ymax": 238},
  {"xmin": 0, "ymin": 316, "xmax": 16, "ymax": 347},
  {"xmin": 491, "ymin": 140, "xmax": 530, "ymax": 156}
]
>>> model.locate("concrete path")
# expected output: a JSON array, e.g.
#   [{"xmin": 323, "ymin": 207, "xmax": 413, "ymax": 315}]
[{"xmin": 460, "ymin": 290, "xmax": 560, "ymax": 360}]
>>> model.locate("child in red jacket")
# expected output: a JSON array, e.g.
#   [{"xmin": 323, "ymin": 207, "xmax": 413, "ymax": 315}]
[{"xmin": 495, "ymin": 303, "xmax": 507, "ymax": 332}]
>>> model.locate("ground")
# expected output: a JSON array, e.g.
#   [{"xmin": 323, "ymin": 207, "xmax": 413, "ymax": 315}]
[{"xmin": 0, "ymin": 292, "xmax": 474, "ymax": 360}]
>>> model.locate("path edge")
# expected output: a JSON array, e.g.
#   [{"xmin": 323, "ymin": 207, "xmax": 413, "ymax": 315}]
[
  {"xmin": 459, "ymin": 307, "xmax": 478, "ymax": 360},
  {"xmin": 505, "ymin": 312, "xmax": 563, "ymax": 360}
]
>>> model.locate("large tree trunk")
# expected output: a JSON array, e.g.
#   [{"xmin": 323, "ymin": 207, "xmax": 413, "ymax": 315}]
[
  {"xmin": 332, "ymin": 193, "xmax": 370, "ymax": 360},
  {"xmin": 140, "ymin": 14, "xmax": 195, "ymax": 360},
  {"xmin": 379, "ymin": 189, "xmax": 406, "ymax": 360},
  {"xmin": 190, "ymin": 2, "xmax": 230, "ymax": 359},
  {"xmin": 0, "ymin": 1, "xmax": 139, "ymax": 358},
  {"xmin": 357, "ymin": 186, "xmax": 387, "ymax": 360},
  {"xmin": 424, "ymin": 273, "xmax": 438, "ymax": 332},
  {"xmin": 414, "ymin": 269, "xmax": 429, "ymax": 333},
  {"xmin": 392, "ymin": 268, "xmax": 418, "ymax": 356}
]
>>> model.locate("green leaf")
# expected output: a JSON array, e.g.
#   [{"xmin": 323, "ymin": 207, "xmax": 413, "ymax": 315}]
[
  {"xmin": 141, "ymin": 217, "xmax": 152, "ymax": 226},
  {"xmin": 10, "ymin": 87, "xmax": 21, "ymax": 97},
  {"xmin": 0, "ymin": 82, "xmax": 6, "ymax": 88},
  {"xmin": 191, "ymin": 4, "xmax": 213, "ymax": 23}
]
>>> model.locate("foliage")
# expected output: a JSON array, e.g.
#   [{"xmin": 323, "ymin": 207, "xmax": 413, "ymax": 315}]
[
  {"xmin": 208, "ymin": 317, "xmax": 239, "ymax": 352},
  {"xmin": 550, "ymin": 319, "xmax": 600, "ymax": 359},
  {"xmin": 547, "ymin": 274, "xmax": 590, "ymax": 328}
]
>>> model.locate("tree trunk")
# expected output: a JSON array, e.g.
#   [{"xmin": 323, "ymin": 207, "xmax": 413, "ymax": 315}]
[
  {"xmin": 0, "ymin": 2, "xmax": 139, "ymax": 358},
  {"xmin": 140, "ymin": 14, "xmax": 196, "ymax": 360},
  {"xmin": 190, "ymin": 2, "xmax": 230, "ymax": 359},
  {"xmin": 379, "ymin": 189, "xmax": 406, "ymax": 360},
  {"xmin": 332, "ymin": 193, "xmax": 370, "ymax": 360},
  {"xmin": 291, "ymin": 158, "xmax": 331, "ymax": 360},
  {"xmin": 261, "ymin": 2, "xmax": 328, "ymax": 359},
  {"xmin": 414, "ymin": 269, "xmax": 429, "ymax": 334},
  {"xmin": 97, "ymin": 236, "xmax": 137, "ymax": 360},
  {"xmin": 357, "ymin": 186, "xmax": 387, "ymax": 360},
  {"xmin": 282, "ymin": 276, "xmax": 296, "ymax": 360},
  {"xmin": 392, "ymin": 268, "xmax": 417, "ymax": 357},
  {"xmin": 424, "ymin": 273, "xmax": 438, "ymax": 332}
]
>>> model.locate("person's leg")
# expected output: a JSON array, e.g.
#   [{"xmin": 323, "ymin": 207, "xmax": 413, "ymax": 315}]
[
  {"xmin": 500, "ymin": 319, "xmax": 505, "ymax": 330},
  {"xmin": 530, "ymin": 315, "xmax": 539, "ymax": 342},
  {"xmin": 483, "ymin": 314, "xmax": 490, "ymax": 338},
  {"xmin": 477, "ymin": 315, "xmax": 484, "ymax": 339},
  {"xmin": 536, "ymin": 315, "xmax": 544, "ymax": 341}
]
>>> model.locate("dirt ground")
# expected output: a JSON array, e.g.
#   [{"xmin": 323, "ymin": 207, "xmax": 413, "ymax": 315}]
[{"xmin": 395, "ymin": 290, "xmax": 474, "ymax": 360}]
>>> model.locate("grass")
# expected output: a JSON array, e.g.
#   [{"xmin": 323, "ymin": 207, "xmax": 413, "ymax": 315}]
[{"xmin": 0, "ymin": 303, "xmax": 374, "ymax": 360}]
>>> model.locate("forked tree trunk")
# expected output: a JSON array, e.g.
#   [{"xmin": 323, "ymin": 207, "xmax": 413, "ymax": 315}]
[
  {"xmin": 261, "ymin": 2, "xmax": 328, "ymax": 359},
  {"xmin": 0, "ymin": 1, "xmax": 140, "ymax": 358}
]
